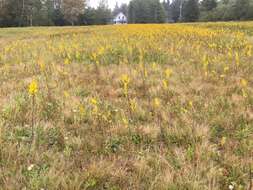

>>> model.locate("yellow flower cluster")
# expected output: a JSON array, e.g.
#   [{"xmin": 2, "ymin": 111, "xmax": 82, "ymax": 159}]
[
  {"xmin": 120, "ymin": 74, "xmax": 130, "ymax": 97},
  {"xmin": 28, "ymin": 80, "xmax": 38, "ymax": 96}
]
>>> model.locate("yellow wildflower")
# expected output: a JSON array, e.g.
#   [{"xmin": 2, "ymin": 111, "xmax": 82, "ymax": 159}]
[
  {"xmin": 189, "ymin": 101, "xmax": 193, "ymax": 108},
  {"xmin": 120, "ymin": 74, "xmax": 130, "ymax": 96},
  {"xmin": 90, "ymin": 98, "xmax": 98, "ymax": 105},
  {"xmin": 90, "ymin": 98, "xmax": 98, "ymax": 115},
  {"xmin": 247, "ymin": 46, "xmax": 252, "ymax": 57},
  {"xmin": 181, "ymin": 107, "xmax": 188, "ymax": 113},
  {"xmin": 28, "ymin": 80, "xmax": 38, "ymax": 96},
  {"xmin": 220, "ymin": 137, "xmax": 226, "ymax": 146},
  {"xmin": 130, "ymin": 99, "xmax": 137, "ymax": 112},
  {"xmin": 162, "ymin": 80, "xmax": 169, "ymax": 90},
  {"xmin": 165, "ymin": 68, "xmax": 173, "ymax": 78},
  {"xmin": 153, "ymin": 98, "xmax": 161, "ymax": 109},
  {"xmin": 38, "ymin": 59, "xmax": 45, "ymax": 71},
  {"xmin": 242, "ymin": 89, "xmax": 248, "ymax": 98},
  {"xmin": 91, "ymin": 53, "xmax": 97, "ymax": 61},
  {"xmin": 235, "ymin": 52, "xmax": 240, "ymax": 66},
  {"xmin": 202, "ymin": 55, "xmax": 209, "ymax": 69},
  {"xmin": 64, "ymin": 58, "xmax": 70, "ymax": 65},
  {"xmin": 152, "ymin": 62, "xmax": 157, "ymax": 71},
  {"xmin": 122, "ymin": 116, "xmax": 129, "ymax": 126},
  {"xmin": 64, "ymin": 91, "xmax": 70, "ymax": 98},
  {"xmin": 144, "ymin": 69, "xmax": 148, "ymax": 78},
  {"xmin": 224, "ymin": 66, "xmax": 229, "ymax": 72},
  {"xmin": 240, "ymin": 79, "xmax": 248, "ymax": 87},
  {"xmin": 79, "ymin": 105, "xmax": 85, "ymax": 116}
]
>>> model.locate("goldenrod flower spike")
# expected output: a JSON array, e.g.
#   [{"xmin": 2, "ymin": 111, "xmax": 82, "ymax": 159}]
[
  {"xmin": 79, "ymin": 105, "xmax": 85, "ymax": 116},
  {"xmin": 28, "ymin": 80, "xmax": 38, "ymax": 96},
  {"xmin": 121, "ymin": 74, "xmax": 130, "ymax": 85},
  {"xmin": 91, "ymin": 98, "xmax": 98, "ymax": 105},
  {"xmin": 165, "ymin": 68, "xmax": 173, "ymax": 78},
  {"xmin": 120, "ymin": 74, "xmax": 130, "ymax": 97}
]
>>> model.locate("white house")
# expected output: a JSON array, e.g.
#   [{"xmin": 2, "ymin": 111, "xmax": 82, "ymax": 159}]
[{"xmin": 113, "ymin": 12, "xmax": 127, "ymax": 24}]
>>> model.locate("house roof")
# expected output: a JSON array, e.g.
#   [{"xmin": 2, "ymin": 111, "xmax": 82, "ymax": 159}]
[{"xmin": 113, "ymin": 12, "xmax": 127, "ymax": 23}]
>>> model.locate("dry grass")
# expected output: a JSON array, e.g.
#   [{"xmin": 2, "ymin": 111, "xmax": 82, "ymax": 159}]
[{"xmin": 0, "ymin": 23, "xmax": 252, "ymax": 190}]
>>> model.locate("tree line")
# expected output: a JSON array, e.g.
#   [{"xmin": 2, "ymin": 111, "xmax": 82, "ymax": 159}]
[
  {"xmin": 128, "ymin": 0, "xmax": 253, "ymax": 23},
  {"xmin": 0, "ymin": 0, "xmax": 85, "ymax": 26},
  {"xmin": 0, "ymin": 0, "xmax": 112, "ymax": 27},
  {"xmin": 0, "ymin": 0, "xmax": 253, "ymax": 27}
]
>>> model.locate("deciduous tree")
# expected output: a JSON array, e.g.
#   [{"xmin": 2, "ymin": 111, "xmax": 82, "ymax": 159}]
[{"xmin": 62, "ymin": 0, "xmax": 86, "ymax": 25}]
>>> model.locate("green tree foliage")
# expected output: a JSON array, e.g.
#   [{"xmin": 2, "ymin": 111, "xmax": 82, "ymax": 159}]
[
  {"xmin": 81, "ymin": 7, "xmax": 97, "ymax": 25},
  {"xmin": 0, "ymin": 0, "xmax": 61, "ymax": 27},
  {"xmin": 170, "ymin": 0, "xmax": 182, "ymax": 22},
  {"xmin": 232, "ymin": 0, "xmax": 251, "ymax": 20},
  {"xmin": 0, "ymin": 0, "xmax": 20, "ymax": 26},
  {"xmin": 182, "ymin": 0, "xmax": 200, "ymax": 22},
  {"xmin": 201, "ymin": 0, "xmax": 217, "ymax": 11},
  {"xmin": 163, "ymin": 0, "xmax": 173, "ymax": 22},
  {"xmin": 0, "ymin": 0, "xmax": 86, "ymax": 27},
  {"xmin": 200, "ymin": 0, "xmax": 253, "ymax": 21},
  {"xmin": 94, "ymin": 0, "xmax": 112, "ymax": 25},
  {"xmin": 52, "ymin": 8, "xmax": 65, "ymax": 26},
  {"xmin": 128, "ymin": 0, "xmax": 166, "ymax": 23},
  {"xmin": 128, "ymin": 1, "xmax": 136, "ymax": 23},
  {"xmin": 62, "ymin": 0, "xmax": 86, "ymax": 25},
  {"xmin": 1, "ymin": 0, "xmax": 253, "ymax": 27},
  {"xmin": 152, "ymin": 0, "xmax": 167, "ymax": 23},
  {"xmin": 81, "ymin": 0, "xmax": 111, "ymax": 25}
]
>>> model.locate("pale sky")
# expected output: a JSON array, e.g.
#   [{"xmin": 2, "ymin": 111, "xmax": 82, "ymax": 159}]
[{"xmin": 88, "ymin": 0, "xmax": 130, "ymax": 9}]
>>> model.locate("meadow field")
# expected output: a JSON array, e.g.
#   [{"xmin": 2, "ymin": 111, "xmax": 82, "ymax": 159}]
[{"xmin": 0, "ymin": 22, "xmax": 252, "ymax": 190}]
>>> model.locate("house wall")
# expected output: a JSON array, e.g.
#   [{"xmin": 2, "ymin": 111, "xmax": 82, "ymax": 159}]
[{"xmin": 114, "ymin": 13, "xmax": 127, "ymax": 24}]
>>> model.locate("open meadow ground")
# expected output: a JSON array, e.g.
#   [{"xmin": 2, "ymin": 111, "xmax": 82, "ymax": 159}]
[{"xmin": 0, "ymin": 22, "xmax": 252, "ymax": 190}]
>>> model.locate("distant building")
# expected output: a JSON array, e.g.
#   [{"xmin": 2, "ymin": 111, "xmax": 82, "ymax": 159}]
[
  {"xmin": 53, "ymin": 0, "xmax": 62, "ymax": 9},
  {"xmin": 113, "ymin": 12, "xmax": 127, "ymax": 24}
]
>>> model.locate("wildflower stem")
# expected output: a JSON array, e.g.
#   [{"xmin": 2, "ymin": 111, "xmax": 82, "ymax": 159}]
[
  {"xmin": 249, "ymin": 164, "xmax": 252, "ymax": 190},
  {"xmin": 31, "ymin": 94, "xmax": 35, "ymax": 145}
]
